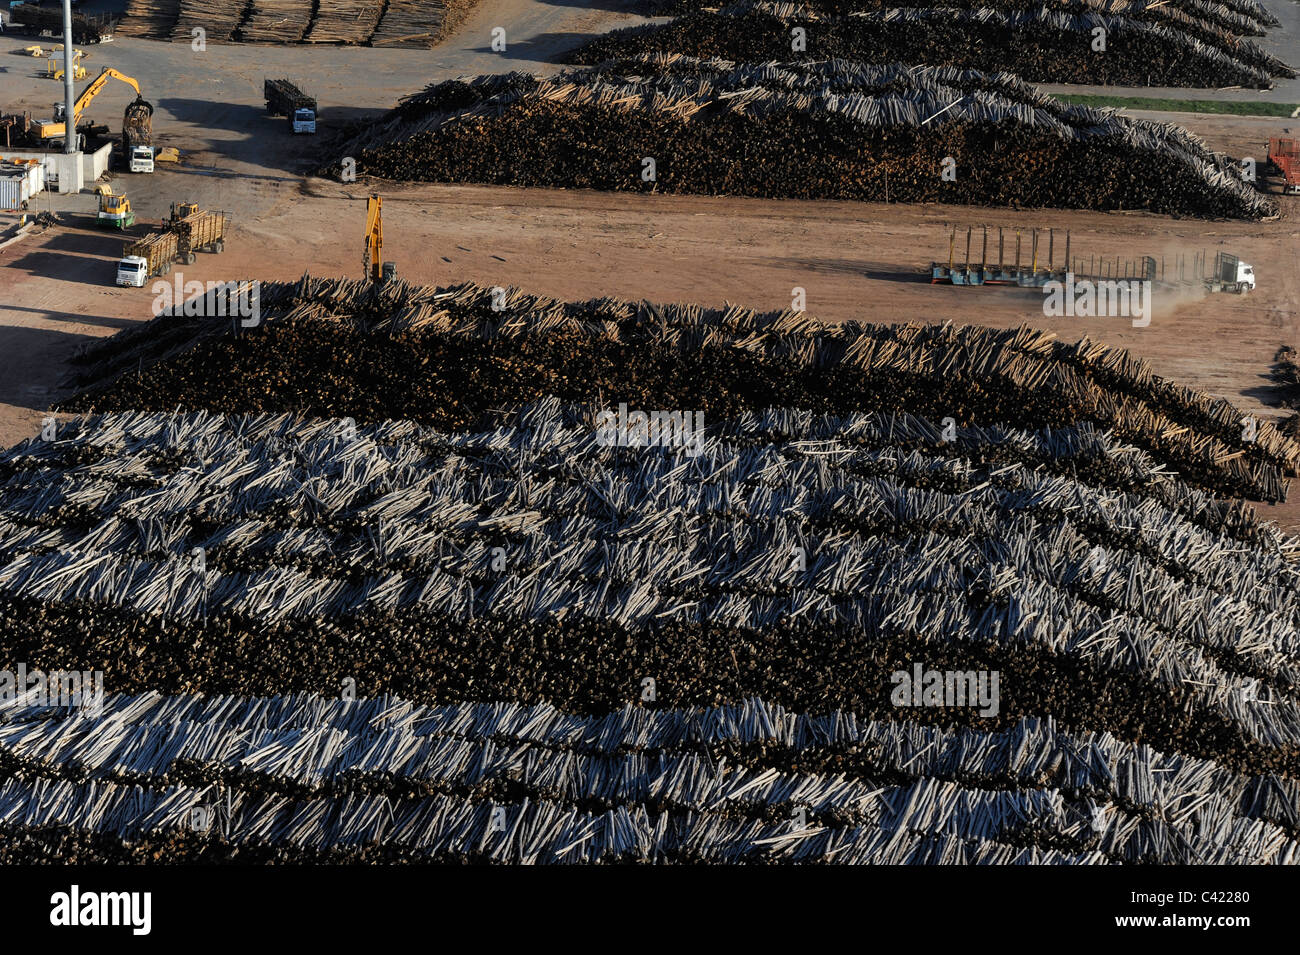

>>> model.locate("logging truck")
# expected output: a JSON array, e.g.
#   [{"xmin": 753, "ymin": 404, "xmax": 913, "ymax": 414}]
[
  {"xmin": 263, "ymin": 79, "xmax": 316, "ymax": 134},
  {"xmin": 1205, "ymin": 253, "xmax": 1255, "ymax": 294},
  {"xmin": 117, "ymin": 231, "xmax": 177, "ymax": 286},
  {"xmin": 167, "ymin": 202, "xmax": 228, "ymax": 263}
]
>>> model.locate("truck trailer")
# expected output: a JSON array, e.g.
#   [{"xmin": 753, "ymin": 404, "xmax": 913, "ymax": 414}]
[
  {"xmin": 122, "ymin": 98, "xmax": 154, "ymax": 173},
  {"xmin": 1268, "ymin": 137, "xmax": 1300, "ymax": 195},
  {"xmin": 1206, "ymin": 252, "xmax": 1255, "ymax": 293},
  {"xmin": 263, "ymin": 79, "xmax": 316, "ymax": 134},
  {"xmin": 117, "ymin": 231, "xmax": 178, "ymax": 286},
  {"xmin": 171, "ymin": 208, "xmax": 228, "ymax": 263}
]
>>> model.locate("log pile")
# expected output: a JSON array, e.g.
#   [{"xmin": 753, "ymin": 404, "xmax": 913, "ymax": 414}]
[
  {"xmin": 171, "ymin": 0, "xmax": 249, "ymax": 44},
  {"xmin": 566, "ymin": 2, "xmax": 1293, "ymax": 89},
  {"xmin": 649, "ymin": 0, "xmax": 1277, "ymax": 39},
  {"xmin": 60, "ymin": 276, "xmax": 1299, "ymax": 501},
  {"xmin": 304, "ymin": 0, "xmax": 384, "ymax": 44},
  {"xmin": 3, "ymin": 277, "xmax": 1299, "ymax": 863},
  {"xmin": 369, "ymin": 0, "xmax": 452, "ymax": 47},
  {"xmin": 237, "ymin": 0, "xmax": 313, "ymax": 42},
  {"xmin": 326, "ymin": 58, "xmax": 1275, "ymax": 219},
  {"xmin": 0, "ymin": 691, "xmax": 1295, "ymax": 863},
  {"xmin": 117, "ymin": 0, "xmax": 182, "ymax": 37},
  {"xmin": 116, "ymin": 0, "xmax": 473, "ymax": 44}
]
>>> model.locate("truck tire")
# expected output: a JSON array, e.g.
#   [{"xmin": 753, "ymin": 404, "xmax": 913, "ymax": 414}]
[
  {"xmin": 215, "ymin": 239, "xmax": 225, "ymax": 253},
  {"xmin": 184, "ymin": 252, "xmax": 196, "ymax": 265}
]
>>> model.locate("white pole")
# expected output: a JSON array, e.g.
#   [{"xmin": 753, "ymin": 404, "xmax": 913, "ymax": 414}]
[{"xmin": 62, "ymin": 0, "xmax": 76, "ymax": 154}]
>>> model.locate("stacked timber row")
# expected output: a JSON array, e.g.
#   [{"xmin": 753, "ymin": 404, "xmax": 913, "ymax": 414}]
[
  {"xmin": 238, "ymin": 0, "xmax": 313, "ymax": 43},
  {"xmin": 0, "ymin": 279, "xmax": 1294, "ymax": 863},
  {"xmin": 61, "ymin": 277, "xmax": 1300, "ymax": 500},
  {"xmin": 1, "ymin": 397, "xmax": 1300, "ymax": 860},
  {"xmin": 646, "ymin": 0, "xmax": 1281, "ymax": 37},
  {"xmin": 566, "ymin": 1, "xmax": 1293, "ymax": 88},
  {"xmin": 0, "ymin": 692, "xmax": 1296, "ymax": 863},
  {"xmin": 326, "ymin": 58, "xmax": 1274, "ymax": 219},
  {"xmin": 118, "ymin": 0, "xmax": 473, "ymax": 46}
]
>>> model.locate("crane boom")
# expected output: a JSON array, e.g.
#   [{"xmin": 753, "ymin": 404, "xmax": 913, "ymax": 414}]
[
  {"xmin": 40, "ymin": 67, "xmax": 149, "ymax": 140},
  {"xmin": 365, "ymin": 195, "xmax": 383, "ymax": 283}
]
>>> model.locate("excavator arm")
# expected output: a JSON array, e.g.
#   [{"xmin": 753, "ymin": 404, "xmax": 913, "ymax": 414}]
[
  {"xmin": 40, "ymin": 67, "xmax": 149, "ymax": 139},
  {"xmin": 364, "ymin": 195, "xmax": 383, "ymax": 283}
]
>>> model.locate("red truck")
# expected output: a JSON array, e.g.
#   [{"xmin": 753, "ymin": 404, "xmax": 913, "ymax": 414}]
[{"xmin": 1268, "ymin": 137, "xmax": 1300, "ymax": 195}]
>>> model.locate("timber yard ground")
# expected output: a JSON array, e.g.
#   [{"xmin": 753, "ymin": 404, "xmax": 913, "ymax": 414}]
[{"xmin": 1, "ymin": 9, "xmax": 1299, "ymax": 525}]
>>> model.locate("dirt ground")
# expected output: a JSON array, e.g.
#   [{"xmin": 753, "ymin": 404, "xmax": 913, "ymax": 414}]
[{"xmin": 2, "ymin": 16, "xmax": 1300, "ymax": 526}]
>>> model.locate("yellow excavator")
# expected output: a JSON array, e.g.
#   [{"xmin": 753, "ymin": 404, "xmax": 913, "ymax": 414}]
[
  {"xmin": 35, "ymin": 67, "xmax": 150, "ymax": 143},
  {"xmin": 363, "ymin": 194, "xmax": 395, "ymax": 284}
]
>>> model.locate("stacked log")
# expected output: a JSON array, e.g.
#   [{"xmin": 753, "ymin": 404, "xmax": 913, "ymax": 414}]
[
  {"xmin": 7, "ymin": 273, "xmax": 1300, "ymax": 864},
  {"xmin": 117, "ymin": 0, "xmax": 182, "ymax": 37},
  {"xmin": 3, "ymin": 398, "xmax": 1300, "ymax": 774},
  {"xmin": 59, "ymin": 276, "xmax": 1299, "ymax": 501},
  {"xmin": 117, "ymin": 0, "xmax": 476, "ymax": 43},
  {"xmin": 649, "ymin": 0, "xmax": 1277, "ymax": 38},
  {"xmin": 369, "ymin": 0, "xmax": 448, "ymax": 47},
  {"xmin": 237, "ymin": 0, "xmax": 313, "ymax": 42},
  {"xmin": 0, "ymin": 690, "xmax": 1295, "ymax": 862},
  {"xmin": 565, "ymin": 3, "xmax": 1292, "ymax": 89},
  {"xmin": 325, "ymin": 58, "xmax": 1275, "ymax": 219},
  {"xmin": 171, "ymin": 0, "xmax": 250, "ymax": 43},
  {"xmin": 304, "ymin": 0, "xmax": 383, "ymax": 44}
]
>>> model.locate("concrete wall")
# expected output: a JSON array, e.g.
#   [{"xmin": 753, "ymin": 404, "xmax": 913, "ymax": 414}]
[{"xmin": 0, "ymin": 143, "xmax": 110, "ymax": 193}]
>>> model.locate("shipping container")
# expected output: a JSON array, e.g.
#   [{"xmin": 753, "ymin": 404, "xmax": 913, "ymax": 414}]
[{"xmin": 0, "ymin": 158, "xmax": 45, "ymax": 210}]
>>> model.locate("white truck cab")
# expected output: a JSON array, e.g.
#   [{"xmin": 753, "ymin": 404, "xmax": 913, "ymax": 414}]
[
  {"xmin": 117, "ymin": 256, "xmax": 148, "ymax": 287},
  {"xmin": 129, "ymin": 145, "xmax": 155, "ymax": 173},
  {"xmin": 1238, "ymin": 261, "xmax": 1256, "ymax": 291},
  {"xmin": 292, "ymin": 108, "xmax": 316, "ymax": 134}
]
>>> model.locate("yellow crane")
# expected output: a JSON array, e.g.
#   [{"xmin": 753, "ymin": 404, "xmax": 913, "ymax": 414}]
[
  {"xmin": 364, "ymin": 194, "xmax": 395, "ymax": 283},
  {"xmin": 37, "ymin": 67, "xmax": 149, "ymax": 141}
]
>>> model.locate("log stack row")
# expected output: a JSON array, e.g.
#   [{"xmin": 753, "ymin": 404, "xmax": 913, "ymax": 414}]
[
  {"xmin": 60, "ymin": 276, "xmax": 1299, "ymax": 502},
  {"xmin": 326, "ymin": 57, "xmax": 1275, "ymax": 219},
  {"xmin": 566, "ymin": 2, "xmax": 1293, "ymax": 89},
  {"xmin": 0, "ymin": 691, "xmax": 1295, "ymax": 862},
  {"xmin": 117, "ymin": 0, "xmax": 466, "ymax": 45}
]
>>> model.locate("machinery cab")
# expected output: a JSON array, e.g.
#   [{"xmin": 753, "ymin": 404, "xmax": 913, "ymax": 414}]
[
  {"xmin": 116, "ymin": 255, "xmax": 148, "ymax": 287},
  {"xmin": 169, "ymin": 201, "xmax": 198, "ymax": 223},
  {"xmin": 1238, "ymin": 262, "xmax": 1256, "ymax": 291},
  {"xmin": 97, "ymin": 192, "xmax": 134, "ymax": 229}
]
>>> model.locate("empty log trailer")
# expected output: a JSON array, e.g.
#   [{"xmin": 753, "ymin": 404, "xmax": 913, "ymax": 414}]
[
  {"xmin": 930, "ymin": 226, "xmax": 1254, "ymax": 294},
  {"xmin": 930, "ymin": 226, "xmax": 1155, "ymax": 288},
  {"xmin": 9, "ymin": 3, "xmax": 117, "ymax": 44},
  {"xmin": 263, "ymin": 79, "xmax": 317, "ymax": 134},
  {"xmin": 1268, "ymin": 137, "xmax": 1300, "ymax": 195}
]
